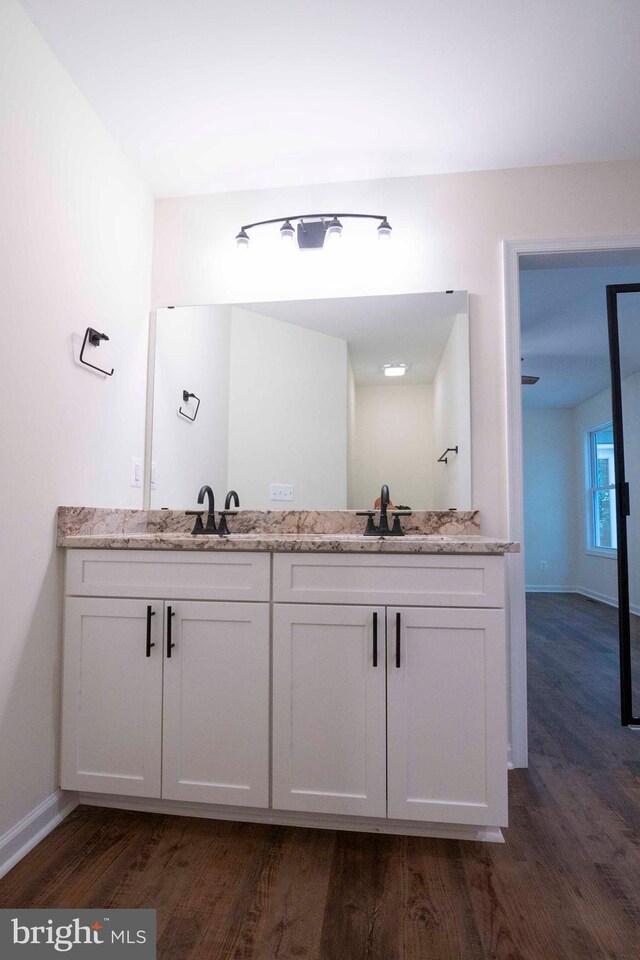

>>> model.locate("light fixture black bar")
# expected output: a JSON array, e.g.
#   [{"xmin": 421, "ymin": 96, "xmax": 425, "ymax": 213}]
[
  {"xmin": 606, "ymin": 282, "xmax": 640, "ymax": 727},
  {"xmin": 240, "ymin": 213, "xmax": 388, "ymax": 231}
]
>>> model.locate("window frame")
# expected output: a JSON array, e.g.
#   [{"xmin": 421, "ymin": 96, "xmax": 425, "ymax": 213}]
[{"xmin": 585, "ymin": 421, "xmax": 617, "ymax": 558}]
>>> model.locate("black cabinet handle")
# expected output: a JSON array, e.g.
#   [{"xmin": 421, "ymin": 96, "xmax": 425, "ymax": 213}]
[
  {"xmin": 395, "ymin": 611, "xmax": 401, "ymax": 668},
  {"xmin": 145, "ymin": 605, "xmax": 156, "ymax": 657},
  {"xmin": 167, "ymin": 606, "xmax": 176, "ymax": 658},
  {"xmin": 372, "ymin": 611, "xmax": 378, "ymax": 667}
]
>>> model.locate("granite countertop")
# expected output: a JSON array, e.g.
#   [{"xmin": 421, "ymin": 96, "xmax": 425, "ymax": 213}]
[{"xmin": 57, "ymin": 507, "xmax": 519, "ymax": 555}]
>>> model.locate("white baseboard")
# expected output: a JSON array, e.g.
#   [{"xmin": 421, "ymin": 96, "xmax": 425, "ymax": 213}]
[
  {"xmin": 577, "ymin": 586, "xmax": 618, "ymax": 608},
  {"xmin": 525, "ymin": 584, "xmax": 578, "ymax": 593},
  {"xmin": 577, "ymin": 586, "xmax": 640, "ymax": 616},
  {"xmin": 525, "ymin": 585, "xmax": 640, "ymax": 617},
  {"xmin": 0, "ymin": 789, "xmax": 79, "ymax": 881},
  {"xmin": 78, "ymin": 793, "xmax": 505, "ymax": 844}
]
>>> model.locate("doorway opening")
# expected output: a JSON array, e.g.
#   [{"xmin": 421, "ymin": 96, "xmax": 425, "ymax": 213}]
[{"xmin": 505, "ymin": 242, "xmax": 640, "ymax": 767}]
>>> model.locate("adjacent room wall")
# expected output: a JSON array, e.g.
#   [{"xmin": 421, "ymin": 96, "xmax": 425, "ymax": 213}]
[
  {"xmin": 0, "ymin": 0, "xmax": 153, "ymax": 847},
  {"xmin": 572, "ymin": 385, "xmax": 617, "ymax": 605},
  {"xmin": 349, "ymin": 383, "xmax": 433, "ymax": 510},
  {"xmin": 523, "ymin": 374, "xmax": 640, "ymax": 613},
  {"xmin": 573, "ymin": 374, "xmax": 640, "ymax": 613},
  {"xmin": 523, "ymin": 409, "xmax": 577, "ymax": 591},
  {"xmin": 432, "ymin": 313, "xmax": 472, "ymax": 510},
  {"xmin": 152, "ymin": 305, "xmax": 231, "ymax": 509},
  {"xmin": 227, "ymin": 307, "xmax": 348, "ymax": 509}
]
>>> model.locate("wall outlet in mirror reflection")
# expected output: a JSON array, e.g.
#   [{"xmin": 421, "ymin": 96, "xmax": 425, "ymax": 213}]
[{"xmin": 270, "ymin": 483, "xmax": 294, "ymax": 502}]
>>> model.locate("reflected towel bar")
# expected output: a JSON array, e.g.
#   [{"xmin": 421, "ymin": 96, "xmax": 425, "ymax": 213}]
[
  {"xmin": 438, "ymin": 446, "xmax": 458, "ymax": 464},
  {"xmin": 179, "ymin": 390, "xmax": 200, "ymax": 422}
]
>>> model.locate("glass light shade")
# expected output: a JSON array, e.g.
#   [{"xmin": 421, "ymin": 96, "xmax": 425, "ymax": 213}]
[
  {"xmin": 235, "ymin": 228, "xmax": 250, "ymax": 250},
  {"xmin": 377, "ymin": 218, "xmax": 392, "ymax": 241},
  {"xmin": 325, "ymin": 216, "xmax": 343, "ymax": 242},
  {"xmin": 280, "ymin": 220, "xmax": 295, "ymax": 243}
]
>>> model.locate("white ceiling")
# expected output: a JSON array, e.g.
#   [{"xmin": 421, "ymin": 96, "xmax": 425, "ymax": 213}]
[
  {"xmin": 520, "ymin": 257, "xmax": 640, "ymax": 409},
  {"xmin": 236, "ymin": 291, "xmax": 467, "ymax": 386},
  {"xmin": 18, "ymin": 0, "xmax": 640, "ymax": 197}
]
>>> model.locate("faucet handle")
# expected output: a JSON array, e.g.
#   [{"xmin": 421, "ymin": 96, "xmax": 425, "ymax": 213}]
[
  {"xmin": 356, "ymin": 510, "xmax": 378, "ymax": 536},
  {"xmin": 217, "ymin": 510, "xmax": 238, "ymax": 536},
  {"xmin": 185, "ymin": 510, "xmax": 205, "ymax": 535},
  {"xmin": 390, "ymin": 511, "xmax": 412, "ymax": 537}
]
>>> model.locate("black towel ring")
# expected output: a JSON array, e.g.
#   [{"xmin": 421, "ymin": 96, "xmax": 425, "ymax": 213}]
[
  {"xmin": 179, "ymin": 390, "xmax": 200, "ymax": 422},
  {"xmin": 79, "ymin": 327, "xmax": 114, "ymax": 376}
]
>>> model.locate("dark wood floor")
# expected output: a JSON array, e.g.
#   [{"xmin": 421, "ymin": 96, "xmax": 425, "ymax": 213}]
[{"xmin": 2, "ymin": 593, "xmax": 640, "ymax": 959}]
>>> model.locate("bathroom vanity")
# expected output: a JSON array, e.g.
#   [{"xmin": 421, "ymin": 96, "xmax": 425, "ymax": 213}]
[{"xmin": 57, "ymin": 507, "xmax": 518, "ymax": 842}]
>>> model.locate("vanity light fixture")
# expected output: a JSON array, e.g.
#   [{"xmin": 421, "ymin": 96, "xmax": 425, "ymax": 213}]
[
  {"xmin": 324, "ymin": 216, "xmax": 343, "ymax": 243},
  {"xmin": 236, "ymin": 227, "xmax": 250, "ymax": 251},
  {"xmin": 235, "ymin": 213, "xmax": 392, "ymax": 250},
  {"xmin": 279, "ymin": 220, "xmax": 295, "ymax": 243},
  {"xmin": 377, "ymin": 218, "xmax": 392, "ymax": 241},
  {"xmin": 384, "ymin": 363, "xmax": 408, "ymax": 377}
]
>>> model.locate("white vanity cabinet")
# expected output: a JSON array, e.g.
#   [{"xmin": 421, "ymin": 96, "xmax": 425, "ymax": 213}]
[
  {"xmin": 61, "ymin": 544, "xmax": 509, "ymax": 839},
  {"xmin": 61, "ymin": 551, "xmax": 270, "ymax": 807},
  {"xmin": 272, "ymin": 554, "xmax": 508, "ymax": 828}
]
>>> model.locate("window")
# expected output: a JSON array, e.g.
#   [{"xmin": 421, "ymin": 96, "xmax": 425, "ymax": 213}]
[{"xmin": 587, "ymin": 424, "xmax": 617, "ymax": 552}]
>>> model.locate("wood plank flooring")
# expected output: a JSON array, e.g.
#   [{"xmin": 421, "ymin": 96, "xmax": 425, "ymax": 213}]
[{"xmin": 2, "ymin": 593, "xmax": 640, "ymax": 959}]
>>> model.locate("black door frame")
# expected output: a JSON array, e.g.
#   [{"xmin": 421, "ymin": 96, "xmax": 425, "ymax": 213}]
[{"xmin": 606, "ymin": 282, "xmax": 640, "ymax": 726}]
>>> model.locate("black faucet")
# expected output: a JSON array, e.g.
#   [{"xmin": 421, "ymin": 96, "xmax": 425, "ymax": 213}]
[
  {"xmin": 357, "ymin": 485, "xmax": 412, "ymax": 537},
  {"xmin": 379, "ymin": 484, "xmax": 391, "ymax": 535},
  {"xmin": 224, "ymin": 490, "xmax": 240, "ymax": 510},
  {"xmin": 218, "ymin": 490, "xmax": 240, "ymax": 536},
  {"xmin": 186, "ymin": 485, "xmax": 217, "ymax": 534}
]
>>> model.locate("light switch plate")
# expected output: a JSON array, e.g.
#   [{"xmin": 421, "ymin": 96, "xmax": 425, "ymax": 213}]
[
  {"xmin": 131, "ymin": 457, "xmax": 142, "ymax": 488},
  {"xmin": 270, "ymin": 483, "xmax": 294, "ymax": 502}
]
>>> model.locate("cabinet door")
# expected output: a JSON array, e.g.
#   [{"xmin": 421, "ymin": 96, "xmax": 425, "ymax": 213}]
[
  {"xmin": 387, "ymin": 607, "xmax": 508, "ymax": 826},
  {"xmin": 273, "ymin": 604, "xmax": 386, "ymax": 817},
  {"xmin": 162, "ymin": 601, "xmax": 270, "ymax": 807},
  {"xmin": 61, "ymin": 598, "xmax": 163, "ymax": 797}
]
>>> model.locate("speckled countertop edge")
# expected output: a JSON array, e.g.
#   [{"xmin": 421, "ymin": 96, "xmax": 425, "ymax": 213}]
[{"xmin": 58, "ymin": 532, "xmax": 519, "ymax": 554}]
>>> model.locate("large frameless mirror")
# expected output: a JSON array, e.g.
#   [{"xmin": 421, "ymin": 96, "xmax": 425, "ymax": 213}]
[{"xmin": 147, "ymin": 291, "xmax": 471, "ymax": 512}]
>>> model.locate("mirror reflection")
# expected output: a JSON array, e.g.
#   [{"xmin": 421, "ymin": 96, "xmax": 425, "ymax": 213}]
[{"xmin": 149, "ymin": 291, "xmax": 471, "ymax": 511}]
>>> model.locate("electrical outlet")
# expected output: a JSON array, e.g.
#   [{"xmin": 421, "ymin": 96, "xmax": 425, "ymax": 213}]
[
  {"xmin": 540, "ymin": 560, "xmax": 548, "ymax": 571},
  {"xmin": 131, "ymin": 457, "xmax": 142, "ymax": 488},
  {"xmin": 270, "ymin": 483, "xmax": 294, "ymax": 502}
]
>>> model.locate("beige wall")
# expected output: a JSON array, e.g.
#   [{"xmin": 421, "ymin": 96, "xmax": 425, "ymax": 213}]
[
  {"xmin": 227, "ymin": 307, "xmax": 348, "ymax": 509},
  {"xmin": 0, "ymin": 0, "xmax": 153, "ymax": 841},
  {"xmin": 523, "ymin": 408, "xmax": 577, "ymax": 590},
  {"xmin": 152, "ymin": 159, "xmax": 640, "ymax": 537},
  {"xmin": 432, "ymin": 313, "xmax": 472, "ymax": 510},
  {"xmin": 151, "ymin": 305, "xmax": 232, "ymax": 509},
  {"xmin": 349, "ymin": 384, "xmax": 433, "ymax": 510}
]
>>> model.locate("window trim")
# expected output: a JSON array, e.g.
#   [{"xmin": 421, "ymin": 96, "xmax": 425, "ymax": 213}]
[{"xmin": 585, "ymin": 420, "xmax": 617, "ymax": 555}]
